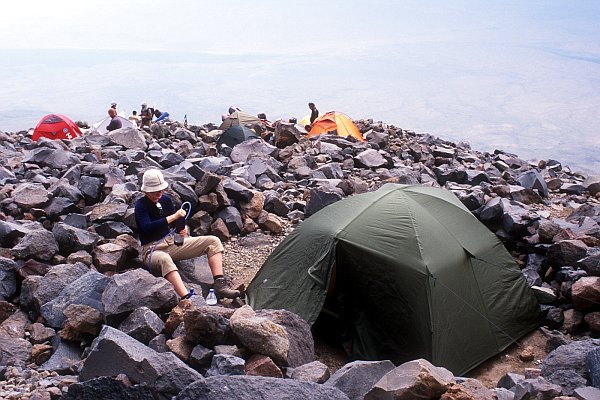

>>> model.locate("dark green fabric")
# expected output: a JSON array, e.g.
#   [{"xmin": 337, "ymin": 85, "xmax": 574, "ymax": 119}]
[
  {"xmin": 216, "ymin": 126, "xmax": 258, "ymax": 151},
  {"xmin": 246, "ymin": 183, "xmax": 541, "ymax": 375}
]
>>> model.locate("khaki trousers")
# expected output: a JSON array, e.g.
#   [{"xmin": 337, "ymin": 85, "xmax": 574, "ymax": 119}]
[{"xmin": 142, "ymin": 235, "xmax": 224, "ymax": 277}]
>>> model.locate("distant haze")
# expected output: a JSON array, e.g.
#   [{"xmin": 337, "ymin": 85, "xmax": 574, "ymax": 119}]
[{"xmin": 1, "ymin": 1, "xmax": 599, "ymax": 172}]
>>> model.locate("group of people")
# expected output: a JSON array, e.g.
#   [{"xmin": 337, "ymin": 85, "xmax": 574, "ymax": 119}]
[{"xmin": 104, "ymin": 102, "xmax": 171, "ymax": 132}]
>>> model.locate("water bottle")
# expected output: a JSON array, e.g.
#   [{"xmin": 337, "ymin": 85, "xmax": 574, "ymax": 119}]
[{"xmin": 206, "ymin": 289, "xmax": 217, "ymax": 305}]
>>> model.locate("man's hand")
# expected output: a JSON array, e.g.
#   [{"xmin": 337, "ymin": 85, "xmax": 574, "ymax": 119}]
[{"xmin": 178, "ymin": 226, "xmax": 188, "ymax": 236}]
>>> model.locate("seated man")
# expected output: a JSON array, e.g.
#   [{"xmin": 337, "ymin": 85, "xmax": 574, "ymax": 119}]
[
  {"xmin": 134, "ymin": 169, "xmax": 240, "ymax": 300},
  {"xmin": 129, "ymin": 110, "xmax": 141, "ymax": 126},
  {"xmin": 106, "ymin": 108, "xmax": 122, "ymax": 132}
]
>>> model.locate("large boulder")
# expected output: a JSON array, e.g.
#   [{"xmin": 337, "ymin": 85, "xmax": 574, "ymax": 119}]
[
  {"xmin": 52, "ymin": 222, "xmax": 99, "ymax": 255},
  {"xmin": 62, "ymin": 376, "xmax": 156, "ymax": 400},
  {"xmin": 541, "ymin": 339, "xmax": 600, "ymax": 383},
  {"xmin": 365, "ymin": 358, "xmax": 454, "ymax": 400},
  {"xmin": 80, "ymin": 326, "xmax": 202, "ymax": 400},
  {"xmin": 107, "ymin": 127, "xmax": 148, "ymax": 150},
  {"xmin": 572, "ymin": 277, "xmax": 600, "ymax": 311},
  {"xmin": 325, "ymin": 360, "xmax": 396, "ymax": 400},
  {"xmin": 175, "ymin": 375, "xmax": 350, "ymax": 400},
  {"xmin": 40, "ymin": 271, "xmax": 109, "ymax": 328},
  {"xmin": 11, "ymin": 229, "xmax": 59, "ymax": 261},
  {"xmin": 102, "ymin": 269, "xmax": 177, "ymax": 317},
  {"xmin": 229, "ymin": 306, "xmax": 289, "ymax": 366}
]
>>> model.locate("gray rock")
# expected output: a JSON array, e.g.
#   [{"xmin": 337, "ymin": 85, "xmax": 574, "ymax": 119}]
[
  {"xmin": 102, "ymin": 269, "xmax": 177, "ymax": 317},
  {"xmin": 256, "ymin": 309, "xmax": 315, "ymax": 368},
  {"xmin": 291, "ymin": 360, "xmax": 330, "ymax": 383},
  {"xmin": 205, "ymin": 354, "xmax": 246, "ymax": 377},
  {"xmin": 0, "ymin": 337, "xmax": 32, "ymax": 367},
  {"xmin": 541, "ymin": 339, "xmax": 600, "ymax": 382},
  {"xmin": 28, "ymin": 262, "xmax": 89, "ymax": 310},
  {"xmin": 78, "ymin": 175, "xmax": 104, "ymax": 205},
  {"xmin": 574, "ymin": 386, "xmax": 600, "ymax": 400},
  {"xmin": 513, "ymin": 376, "xmax": 562, "ymax": 400},
  {"xmin": 39, "ymin": 336, "xmax": 81, "ymax": 374},
  {"xmin": 52, "ymin": 222, "xmax": 99, "ymax": 254},
  {"xmin": 0, "ymin": 220, "xmax": 32, "ymax": 247},
  {"xmin": 547, "ymin": 369, "xmax": 587, "ymax": 396},
  {"xmin": 11, "ymin": 229, "xmax": 59, "ymax": 261},
  {"xmin": 517, "ymin": 170, "xmax": 549, "ymax": 197},
  {"xmin": 586, "ymin": 347, "xmax": 600, "ymax": 388},
  {"xmin": 94, "ymin": 221, "xmax": 133, "ymax": 238},
  {"xmin": 230, "ymin": 307, "xmax": 289, "ymax": 366},
  {"xmin": 365, "ymin": 358, "xmax": 454, "ymax": 400},
  {"xmin": 325, "ymin": 360, "xmax": 396, "ymax": 400},
  {"xmin": 184, "ymin": 307, "xmax": 236, "ymax": 348},
  {"xmin": 189, "ymin": 343, "xmax": 214, "ymax": 371},
  {"xmin": 0, "ymin": 257, "xmax": 17, "ymax": 299},
  {"xmin": 22, "ymin": 147, "xmax": 80, "ymax": 169},
  {"xmin": 305, "ymin": 187, "xmax": 343, "ymax": 218},
  {"xmin": 80, "ymin": 326, "xmax": 202, "ymax": 400},
  {"xmin": 148, "ymin": 333, "xmax": 169, "ymax": 353},
  {"xmin": 216, "ymin": 206, "xmax": 243, "ymax": 235},
  {"xmin": 107, "ymin": 127, "xmax": 148, "ymax": 150},
  {"xmin": 88, "ymin": 202, "xmax": 129, "ymax": 223},
  {"xmin": 62, "ymin": 376, "xmax": 156, "ymax": 400},
  {"xmin": 175, "ymin": 375, "xmax": 350, "ymax": 400},
  {"xmin": 119, "ymin": 306, "xmax": 165, "ymax": 344},
  {"xmin": 11, "ymin": 182, "xmax": 50, "ymax": 210},
  {"xmin": 44, "ymin": 197, "xmax": 80, "ymax": 220},
  {"xmin": 40, "ymin": 270, "xmax": 109, "ymax": 328},
  {"xmin": 497, "ymin": 372, "xmax": 525, "ymax": 390}
]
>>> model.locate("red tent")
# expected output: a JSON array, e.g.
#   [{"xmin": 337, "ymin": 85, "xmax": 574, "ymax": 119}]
[{"xmin": 32, "ymin": 114, "xmax": 82, "ymax": 141}]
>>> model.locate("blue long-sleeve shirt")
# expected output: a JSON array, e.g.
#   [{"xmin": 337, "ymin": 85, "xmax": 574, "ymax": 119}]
[
  {"xmin": 135, "ymin": 194, "xmax": 184, "ymax": 245},
  {"xmin": 154, "ymin": 111, "xmax": 170, "ymax": 123}
]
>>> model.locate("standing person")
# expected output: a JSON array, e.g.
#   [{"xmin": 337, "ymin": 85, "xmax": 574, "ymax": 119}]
[
  {"xmin": 140, "ymin": 103, "xmax": 153, "ymax": 129},
  {"xmin": 106, "ymin": 108, "xmax": 122, "ymax": 132},
  {"xmin": 308, "ymin": 102, "xmax": 319, "ymax": 124},
  {"xmin": 134, "ymin": 169, "xmax": 240, "ymax": 300}
]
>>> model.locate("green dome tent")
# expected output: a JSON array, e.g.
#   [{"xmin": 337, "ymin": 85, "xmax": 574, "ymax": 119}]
[
  {"xmin": 216, "ymin": 125, "xmax": 259, "ymax": 153},
  {"xmin": 246, "ymin": 183, "xmax": 541, "ymax": 375}
]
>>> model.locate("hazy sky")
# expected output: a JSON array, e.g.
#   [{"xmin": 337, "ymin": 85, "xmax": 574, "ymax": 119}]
[
  {"xmin": 5, "ymin": 1, "xmax": 597, "ymax": 54},
  {"xmin": 2, "ymin": 1, "xmax": 599, "ymax": 171}
]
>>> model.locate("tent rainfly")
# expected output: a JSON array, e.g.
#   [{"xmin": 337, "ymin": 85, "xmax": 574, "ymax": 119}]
[
  {"xmin": 32, "ymin": 114, "xmax": 82, "ymax": 141},
  {"xmin": 91, "ymin": 115, "xmax": 136, "ymax": 134},
  {"xmin": 246, "ymin": 183, "xmax": 541, "ymax": 375}
]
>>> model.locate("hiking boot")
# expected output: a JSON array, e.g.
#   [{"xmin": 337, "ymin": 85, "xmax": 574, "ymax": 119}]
[{"xmin": 213, "ymin": 276, "xmax": 240, "ymax": 299}]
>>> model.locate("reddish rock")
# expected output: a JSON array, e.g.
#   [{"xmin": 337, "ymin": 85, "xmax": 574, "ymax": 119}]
[
  {"xmin": 60, "ymin": 304, "xmax": 103, "ymax": 341},
  {"xmin": 167, "ymin": 335, "xmax": 195, "ymax": 362},
  {"xmin": 563, "ymin": 308, "xmax": 584, "ymax": 334},
  {"xmin": 245, "ymin": 354, "xmax": 283, "ymax": 378},
  {"xmin": 572, "ymin": 276, "xmax": 600, "ymax": 311}
]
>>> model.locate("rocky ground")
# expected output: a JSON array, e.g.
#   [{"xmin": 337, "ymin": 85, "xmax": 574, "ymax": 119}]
[{"xmin": 1, "ymin": 117, "xmax": 600, "ymax": 399}]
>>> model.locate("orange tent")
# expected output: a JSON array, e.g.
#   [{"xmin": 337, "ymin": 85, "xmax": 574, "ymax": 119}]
[
  {"xmin": 32, "ymin": 114, "xmax": 82, "ymax": 141},
  {"xmin": 306, "ymin": 111, "xmax": 364, "ymax": 142}
]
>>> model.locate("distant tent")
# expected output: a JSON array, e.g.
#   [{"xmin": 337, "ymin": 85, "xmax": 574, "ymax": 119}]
[
  {"xmin": 216, "ymin": 126, "xmax": 259, "ymax": 153},
  {"xmin": 247, "ymin": 183, "xmax": 541, "ymax": 375},
  {"xmin": 91, "ymin": 115, "xmax": 136, "ymax": 134},
  {"xmin": 32, "ymin": 114, "xmax": 82, "ymax": 141},
  {"xmin": 303, "ymin": 111, "xmax": 364, "ymax": 142},
  {"xmin": 219, "ymin": 110, "xmax": 263, "ymax": 130}
]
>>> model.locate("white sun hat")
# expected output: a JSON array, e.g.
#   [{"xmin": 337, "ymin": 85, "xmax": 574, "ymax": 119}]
[{"xmin": 141, "ymin": 169, "xmax": 168, "ymax": 192}]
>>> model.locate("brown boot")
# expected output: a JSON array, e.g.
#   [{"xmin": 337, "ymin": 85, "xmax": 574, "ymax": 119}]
[{"xmin": 213, "ymin": 276, "xmax": 240, "ymax": 299}]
